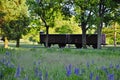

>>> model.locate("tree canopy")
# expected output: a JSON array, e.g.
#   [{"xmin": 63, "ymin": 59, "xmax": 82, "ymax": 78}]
[
  {"xmin": 0, "ymin": 0, "xmax": 120, "ymax": 48},
  {"xmin": 0, "ymin": 0, "xmax": 29, "ymax": 47},
  {"xmin": 61, "ymin": 0, "xmax": 120, "ymax": 48}
]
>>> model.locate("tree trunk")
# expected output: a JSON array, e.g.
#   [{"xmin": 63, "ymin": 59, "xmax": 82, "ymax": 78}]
[
  {"xmin": 40, "ymin": 16, "xmax": 49, "ymax": 48},
  {"xmin": 97, "ymin": 0, "xmax": 104, "ymax": 49},
  {"xmin": 80, "ymin": 10, "xmax": 87, "ymax": 49},
  {"xmin": 81, "ymin": 19, "xmax": 87, "ymax": 49},
  {"xmin": 97, "ymin": 22, "xmax": 102, "ymax": 49},
  {"xmin": 16, "ymin": 38, "xmax": 20, "ymax": 47},
  {"xmin": 82, "ymin": 26, "xmax": 87, "ymax": 49},
  {"xmin": 4, "ymin": 37, "xmax": 8, "ymax": 48},
  {"xmin": 113, "ymin": 22, "xmax": 116, "ymax": 47},
  {"xmin": 45, "ymin": 25, "xmax": 49, "ymax": 47}
]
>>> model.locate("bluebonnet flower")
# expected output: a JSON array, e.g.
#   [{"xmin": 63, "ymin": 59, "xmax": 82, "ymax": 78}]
[
  {"xmin": 107, "ymin": 73, "xmax": 114, "ymax": 80},
  {"xmin": 109, "ymin": 63, "xmax": 113, "ymax": 68},
  {"xmin": 45, "ymin": 71, "xmax": 48, "ymax": 80},
  {"xmin": 65, "ymin": 64, "xmax": 72, "ymax": 77},
  {"xmin": 96, "ymin": 75, "xmax": 100, "ymax": 80},
  {"xmin": 5, "ymin": 60, "xmax": 11, "ymax": 67},
  {"xmin": 34, "ymin": 67, "xmax": 39, "ymax": 77},
  {"xmin": 34, "ymin": 60, "xmax": 41, "ymax": 66},
  {"xmin": 5, "ymin": 51, "xmax": 10, "ymax": 56},
  {"xmin": 101, "ymin": 66, "xmax": 108, "ymax": 74},
  {"xmin": 14, "ymin": 65, "xmax": 21, "ymax": 78},
  {"xmin": 89, "ymin": 72, "xmax": 93, "ymax": 80},
  {"xmin": 116, "ymin": 64, "xmax": 119, "ymax": 69},
  {"xmin": 74, "ymin": 67, "xmax": 79, "ymax": 76},
  {"xmin": 38, "ymin": 60, "xmax": 41, "ymax": 65},
  {"xmin": 39, "ymin": 71, "xmax": 42, "ymax": 80},
  {"xmin": 1, "ymin": 57, "xmax": 6, "ymax": 64}
]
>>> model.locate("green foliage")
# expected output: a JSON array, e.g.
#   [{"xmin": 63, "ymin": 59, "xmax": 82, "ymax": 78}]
[
  {"xmin": 0, "ymin": 0, "xmax": 28, "ymax": 21},
  {"xmin": 73, "ymin": 0, "xmax": 120, "ymax": 32},
  {"xmin": 102, "ymin": 23, "xmax": 120, "ymax": 44},
  {"xmin": 22, "ymin": 26, "xmax": 41, "ymax": 43},
  {"xmin": 0, "ymin": 0, "xmax": 29, "ymax": 27},
  {"xmin": 1, "ymin": 15, "xmax": 30, "ymax": 40},
  {"xmin": 0, "ymin": 0, "xmax": 30, "ymax": 47},
  {"xmin": 53, "ymin": 15, "xmax": 81, "ymax": 34},
  {"xmin": 55, "ymin": 25, "xmax": 72, "ymax": 34},
  {"xmin": 0, "ymin": 11, "xmax": 6, "ymax": 19},
  {"xmin": 27, "ymin": 0, "xmax": 62, "ymax": 28},
  {"xmin": 102, "ymin": 0, "xmax": 120, "ymax": 26},
  {"xmin": 0, "ymin": 62, "xmax": 15, "ymax": 80}
]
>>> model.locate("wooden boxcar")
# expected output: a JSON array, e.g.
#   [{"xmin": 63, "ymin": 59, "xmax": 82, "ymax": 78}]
[{"xmin": 39, "ymin": 32, "xmax": 106, "ymax": 48}]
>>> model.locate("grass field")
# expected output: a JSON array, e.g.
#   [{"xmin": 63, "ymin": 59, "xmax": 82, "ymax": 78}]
[{"xmin": 0, "ymin": 43, "xmax": 120, "ymax": 80}]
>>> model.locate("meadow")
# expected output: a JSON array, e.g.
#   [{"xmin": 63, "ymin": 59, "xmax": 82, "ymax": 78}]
[{"xmin": 0, "ymin": 44, "xmax": 120, "ymax": 80}]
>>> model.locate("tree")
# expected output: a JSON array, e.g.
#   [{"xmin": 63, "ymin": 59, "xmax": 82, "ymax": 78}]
[
  {"xmin": 95, "ymin": 0, "xmax": 120, "ymax": 49},
  {"xmin": 1, "ymin": 15, "xmax": 30, "ymax": 47},
  {"xmin": 0, "ymin": 0, "xmax": 29, "ymax": 48},
  {"xmin": 27, "ymin": 0, "xmax": 62, "ymax": 47},
  {"xmin": 62, "ymin": 0, "xmax": 98, "ymax": 48}
]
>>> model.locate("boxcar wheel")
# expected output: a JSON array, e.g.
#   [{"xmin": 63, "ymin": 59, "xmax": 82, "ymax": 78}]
[
  {"xmin": 44, "ymin": 43, "xmax": 51, "ymax": 47},
  {"xmin": 92, "ymin": 44, "xmax": 97, "ymax": 49},
  {"xmin": 58, "ymin": 44, "xmax": 66, "ymax": 48},
  {"xmin": 75, "ymin": 44, "xmax": 82, "ymax": 48}
]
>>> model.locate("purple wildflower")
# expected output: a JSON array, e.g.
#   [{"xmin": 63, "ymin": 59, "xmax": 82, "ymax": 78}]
[
  {"xmin": 101, "ymin": 66, "xmax": 108, "ymax": 74},
  {"xmin": 108, "ymin": 73, "xmax": 114, "ymax": 80},
  {"xmin": 116, "ymin": 64, "xmax": 119, "ymax": 69},
  {"xmin": 109, "ymin": 63, "xmax": 113, "ymax": 68},
  {"xmin": 5, "ymin": 51, "xmax": 10, "ymax": 56},
  {"xmin": 89, "ymin": 72, "xmax": 93, "ymax": 80},
  {"xmin": 45, "ymin": 71, "xmax": 48, "ymax": 80},
  {"xmin": 34, "ymin": 67, "xmax": 39, "ymax": 77},
  {"xmin": 14, "ymin": 65, "xmax": 21, "ymax": 78},
  {"xmin": 65, "ymin": 64, "xmax": 72, "ymax": 77},
  {"xmin": 1, "ymin": 57, "xmax": 6, "ymax": 64},
  {"xmin": 34, "ymin": 60, "xmax": 41, "ymax": 66},
  {"xmin": 96, "ymin": 75, "xmax": 100, "ymax": 80},
  {"xmin": 5, "ymin": 60, "xmax": 11, "ymax": 67},
  {"xmin": 74, "ymin": 67, "xmax": 79, "ymax": 76},
  {"xmin": 38, "ymin": 60, "xmax": 41, "ymax": 65},
  {"xmin": 39, "ymin": 71, "xmax": 42, "ymax": 80}
]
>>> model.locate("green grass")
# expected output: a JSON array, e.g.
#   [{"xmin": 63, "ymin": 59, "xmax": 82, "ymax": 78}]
[{"xmin": 0, "ymin": 44, "xmax": 120, "ymax": 80}]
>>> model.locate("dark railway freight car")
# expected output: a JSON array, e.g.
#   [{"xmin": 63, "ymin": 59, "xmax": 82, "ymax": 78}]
[{"xmin": 39, "ymin": 32, "xmax": 106, "ymax": 48}]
